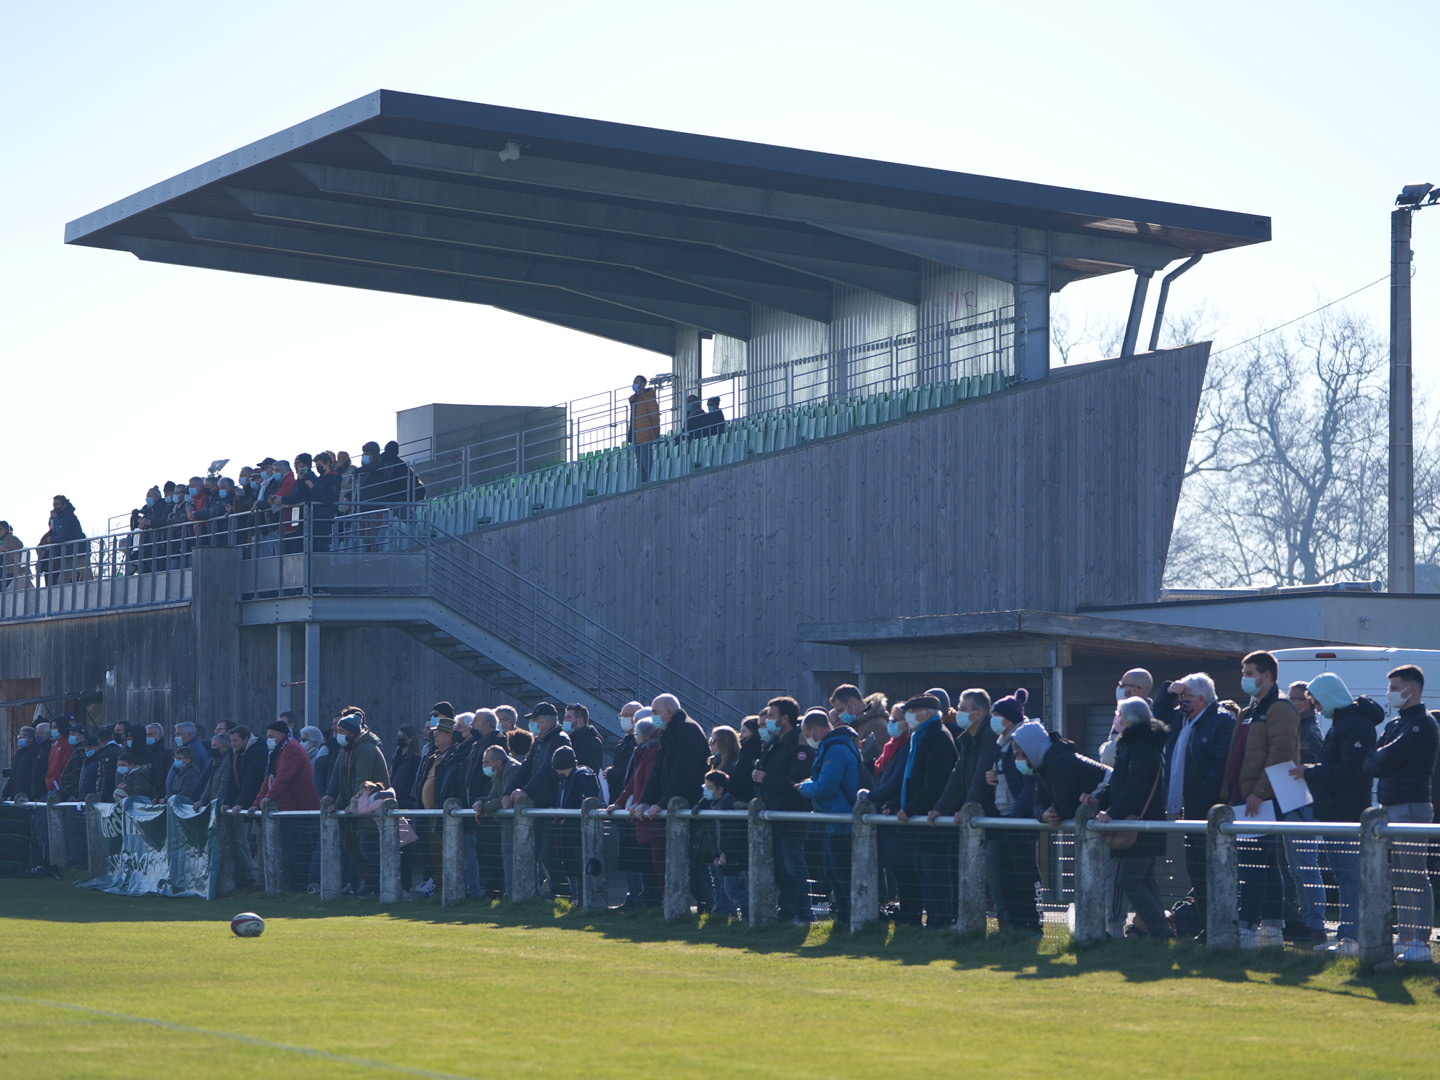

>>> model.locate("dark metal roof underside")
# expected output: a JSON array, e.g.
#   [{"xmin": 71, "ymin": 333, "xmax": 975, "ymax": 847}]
[{"xmin": 66, "ymin": 90, "xmax": 1272, "ymax": 354}]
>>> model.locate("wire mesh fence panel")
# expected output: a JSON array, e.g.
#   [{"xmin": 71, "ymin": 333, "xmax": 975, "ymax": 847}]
[
  {"xmin": 766, "ymin": 819, "xmax": 818, "ymax": 925},
  {"xmin": 1388, "ymin": 834, "xmax": 1436, "ymax": 960}
]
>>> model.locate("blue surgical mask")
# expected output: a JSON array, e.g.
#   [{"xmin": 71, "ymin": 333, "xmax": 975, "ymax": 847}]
[
  {"xmin": 886, "ymin": 720, "xmax": 902, "ymax": 738},
  {"xmin": 653, "ymin": 714, "xmax": 667, "ymax": 730},
  {"xmin": 528, "ymin": 721, "xmax": 540, "ymax": 735},
  {"xmin": 174, "ymin": 759, "xmax": 188, "ymax": 769},
  {"xmin": 266, "ymin": 737, "xmax": 278, "ymax": 751},
  {"xmin": 16, "ymin": 738, "xmax": 29, "ymax": 749},
  {"xmin": 249, "ymin": 479, "xmax": 260, "ymax": 489},
  {"xmin": 840, "ymin": 711, "xmax": 856, "ymax": 724},
  {"xmin": 1240, "ymin": 676, "xmax": 1260, "ymax": 697},
  {"xmin": 146, "ymin": 736, "xmax": 157, "ymax": 746},
  {"xmin": 991, "ymin": 716, "xmax": 1007, "ymax": 736},
  {"xmin": 189, "ymin": 486, "xmax": 199, "ymax": 496},
  {"xmin": 562, "ymin": 721, "xmax": 574, "ymax": 734},
  {"xmin": 116, "ymin": 766, "xmax": 130, "ymax": 776},
  {"xmin": 483, "ymin": 765, "xmax": 496, "ymax": 778},
  {"xmin": 146, "ymin": 496, "xmax": 156, "ymax": 506},
  {"xmin": 702, "ymin": 786, "xmax": 717, "ymax": 801},
  {"xmin": 362, "ymin": 454, "xmax": 372, "ymax": 466},
  {"xmin": 219, "ymin": 489, "xmax": 230, "ymax": 498},
  {"xmin": 336, "ymin": 733, "xmax": 349, "ymax": 747},
  {"xmin": 85, "ymin": 748, "xmax": 97, "ymax": 758},
  {"xmin": 633, "ymin": 381, "xmax": 644, "ymax": 391},
  {"xmin": 1015, "ymin": 759, "xmax": 1033, "ymax": 776},
  {"xmin": 69, "ymin": 734, "xmax": 81, "ymax": 746}
]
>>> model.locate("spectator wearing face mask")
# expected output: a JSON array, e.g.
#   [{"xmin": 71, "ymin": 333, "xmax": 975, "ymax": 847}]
[
  {"xmin": 502, "ymin": 703, "xmax": 570, "ymax": 810},
  {"xmin": 967, "ymin": 689, "xmax": 1039, "ymax": 934},
  {"xmin": 563, "ymin": 704, "xmax": 604, "ymax": 772},
  {"xmin": 299, "ymin": 725, "xmax": 332, "ymax": 797},
  {"xmin": 610, "ymin": 712, "xmax": 661, "ymax": 909},
  {"xmin": 728, "ymin": 718, "xmax": 763, "ymax": 803},
  {"xmin": 75, "ymin": 733, "xmax": 102, "ymax": 801},
  {"xmin": 474, "ymin": 743, "xmax": 523, "ymax": 899},
  {"xmin": 3, "ymin": 727, "xmax": 39, "ymax": 800},
  {"xmin": 112, "ymin": 750, "xmax": 157, "ymax": 801},
  {"xmin": 45, "ymin": 717, "xmax": 76, "ymax": 796},
  {"xmin": 166, "ymin": 746, "xmax": 205, "ymax": 803},
  {"xmin": 752, "ymin": 696, "xmax": 814, "ymax": 925},
  {"xmin": 549, "ymin": 745, "xmax": 602, "ymax": 900},
  {"xmin": 798, "ymin": 709, "xmax": 861, "ymax": 928},
  {"xmin": 58, "ymin": 727, "xmax": 92, "ymax": 800},
  {"xmin": 627, "ymin": 374, "xmax": 661, "ymax": 483},
  {"xmin": 323, "ymin": 709, "xmax": 390, "ymax": 811}
]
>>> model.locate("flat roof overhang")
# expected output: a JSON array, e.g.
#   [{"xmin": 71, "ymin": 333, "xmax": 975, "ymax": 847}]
[{"xmin": 66, "ymin": 91, "xmax": 1271, "ymax": 354}]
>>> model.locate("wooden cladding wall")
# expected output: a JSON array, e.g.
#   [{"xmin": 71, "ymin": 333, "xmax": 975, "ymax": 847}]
[{"xmin": 468, "ymin": 346, "xmax": 1209, "ymax": 710}]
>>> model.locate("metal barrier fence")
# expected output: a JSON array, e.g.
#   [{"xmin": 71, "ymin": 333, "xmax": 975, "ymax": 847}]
[{"xmin": 16, "ymin": 795, "xmax": 1440, "ymax": 965}]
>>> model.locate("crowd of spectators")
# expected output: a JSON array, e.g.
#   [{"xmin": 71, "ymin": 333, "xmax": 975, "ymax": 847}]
[
  {"xmin": 5, "ymin": 650, "xmax": 1437, "ymax": 962},
  {"xmin": 0, "ymin": 442, "xmax": 423, "ymax": 589}
]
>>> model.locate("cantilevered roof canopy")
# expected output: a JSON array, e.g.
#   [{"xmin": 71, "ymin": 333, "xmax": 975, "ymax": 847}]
[{"xmin": 67, "ymin": 90, "xmax": 1271, "ymax": 354}]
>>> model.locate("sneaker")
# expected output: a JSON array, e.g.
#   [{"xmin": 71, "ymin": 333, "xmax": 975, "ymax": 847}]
[
  {"xmin": 1319, "ymin": 937, "xmax": 1359, "ymax": 958},
  {"xmin": 1239, "ymin": 927, "xmax": 1259, "ymax": 950},
  {"xmin": 341, "ymin": 883, "xmax": 355, "ymax": 896},
  {"xmin": 414, "ymin": 878, "xmax": 437, "ymax": 898},
  {"xmin": 1256, "ymin": 924, "xmax": 1285, "ymax": 949},
  {"xmin": 1397, "ymin": 941, "xmax": 1434, "ymax": 963},
  {"xmin": 305, "ymin": 884, "xmax": 321, "ymax": 895}
]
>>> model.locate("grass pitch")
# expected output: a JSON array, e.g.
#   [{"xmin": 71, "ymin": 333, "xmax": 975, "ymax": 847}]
[{"xmin": 1, "ymin": 876, "xmax": 1437, "ymax": 1080}]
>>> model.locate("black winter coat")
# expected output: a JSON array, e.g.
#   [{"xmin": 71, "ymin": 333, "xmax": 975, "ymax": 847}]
[
  {"xmin": 1306, "ymin": 700, "xmax": 1380, "ymax": 821},
  {"xmin": 2, "ymin": 742, "xmax": 40, "ymax": 799},
  {"xmin": 606, "ymin": 733, "xmax": 636, "ymax": 794},
  {"xmin": 1101, "ymin": 721, "xmax": 1168, "ymax": 860},
  {"xmin": 1369, "ymin": 704, "xmax": 1439, "ymax": 805},
  {"xmin": 1174, "ymin": 701, "xmax": 1236, "ymax": 818},
  {"xmin": 899, "ymin": 719, "xmax": 957, "ymax": 817},
  {"xmin": 642, "ymin": 711, "xmax": 710, "ymax": 807},
  {"xmin": 231, "ymin": 739, "xmax": 269, "ymax": 807},
  {"xmin": 728, "ymin": 737, "xmax": 763, "ymax": 803},
  {"xmin": 510, "ymin": 726, "xmax": 572, "ymax": 808},
  {"xmin": 568, "ymin": 724, "xmax": 605, "ymax": 772},
  {"xmin": 1034, "ymin": 733, "xmax": 1110, "ymax": 821},
  {"xmin": 754, "ymin": 727, "xmax": 812, "ymax": 811},
  {"xmin": 936, "ymin": 722, "xmax": 997, "ymax": 815},
  {"xmin": 390, "ymin": 751, "xmax": 421, "ymax": 810}
]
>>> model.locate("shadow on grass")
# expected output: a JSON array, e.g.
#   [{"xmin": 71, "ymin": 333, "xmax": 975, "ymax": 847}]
[{"xmin": 3, "ymin": 874, "xmax": 1438, "ymax": 1002}]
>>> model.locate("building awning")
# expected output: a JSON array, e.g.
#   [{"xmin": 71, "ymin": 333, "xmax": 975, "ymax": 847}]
[{"xmin": 66, "ymin": 91, "xmax": 1271, "ymax": 354}]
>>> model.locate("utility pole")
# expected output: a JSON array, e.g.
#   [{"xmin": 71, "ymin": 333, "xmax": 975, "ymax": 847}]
[{"xmin": 1390, "ymin": 206, "xmax": 1415, "ymax": 593}]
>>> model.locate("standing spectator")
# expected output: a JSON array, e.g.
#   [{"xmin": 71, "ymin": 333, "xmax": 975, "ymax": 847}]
[
  {"xmin": 2, "ymin": 726, "xmax": 39, "ymax": 800},
  {"xmin": 27, "ymin": 722, "xmax": 55, "ymax": 801},
  {"xmin": 95, "ymin": 725, "xmax": 125, "ymax": 802},
  {"xmin": 606, "ymin": 701, "xmax": 642, "ymax": 799},
  {"xmin": 309, "ymin": 452, "xmax": 342, "ymax": 551},
  {"xmin": 968, "ymin": 689, "xmax": 1039, "ymax": 934},
  {"xmin": 934, "ymin": 689, "xmax": 998, "ymax": 822},
  {"xmin": 495, "ymin": 705, "xmax": 519, "ymax": 735},
  {"xmin": 751, "ymin": 696, "xmax": 814, "ymax": 925},
  {"xmin": 639, "ymin": 694, "xmax": 711, "ymax": 908},
  {"xmin": 253, "ymin": 718, "xmax": 321, "ymax": 891},
  {"xmin": 0, "ymin": 520, "xmax": 30, "ymax": 592},
  {"xmin": 893, "ymin": 694, "xmax": 959, "ymax": 930},
  {"xmin": 1368, "ymin": 664, "xmax": 1439, "ymax": 964},
  {"xmin": 610, "ymin": 712, "xmax": 661, "ymax": 908},
  {"xmin": 334, "ymin": 449, "xmax": 359, "ymax": 541},
  {"xmin": 698, "ymin": 770, "xmax": 748, "ymax": 918},
  {"xmin": 474, "ymin": 744, "xmax": 523, "ymax": 899},
  {"xmin": 1297, "ymin": 673, "xmax": 1379, "ymax": 956},
  {"xmin": 502, "ymin": 702, "xmax": 571, "ymax": 895},
  {"xmin": 228, "ymin": 725, "xmax": 269, "ymax": 809},
  {"xmin": 166, "ymin": 746, "xmax": 205, "ymax": 803},
  {"xmin": 683, "ymin": 394, "xmax": 706, "ymax": 438},
  {"xmin": 1092, "ymin": 697, "xmax": 1173, "ymax": 939},
  {"xmin": 798, "ymin": 710, "xmax": 861, "ymax": 928},
  {"xmin": 550, "ymin": 745, "xmax": 602, "ymax": 900},
  {"xmin": 563, "ymin": 704, "xmax": 605, "ymax": 772},
  {"xmin": 1279, "ymin": 679, "xmax": 1328, "ymax": 943},
  {"xmin": 300, "ymin": 725, "xmax": 332, "ymax": 797},
  {"xmin": 45, "ymin": 718, "xmax": 77, "ymax": 796},
  {"xmin": 112, "ymin": 750, "xmax": 158, "ymax": 801},
  {"xmin": 1221, "ymin": 650, "xmax": 1300, "ymax": 949},
  {"xmin": 728, "ymin": 718, "xmax": 763, "ymax": 803},
  {"xmin": 143, "ymin": 724, "xmax": 170, "ymax": 780},
  {"xmin": 324, "ymin": 709, "xmax": 390, "ymax": 810},
  {"xmin": 170, "ymin": 722, "xmax": 211, "ymax": 790},
  {"xmin": 48, "ymin": 495, "xmax": 87, "ymax": 583},
  {"xmin": 627, "ymin": 374, "xmax": 661, "ymax": 483},
  {"xmin": 1165, "ymin": 673, "xmax": 1236, "ymax": 939},
  {"xmin": 59, "ymin": 728, "xmax": 91, "ymax": 800},
  {"xmin": 701, "ymin": 396, "xmax": 726, "ymax": 436}
]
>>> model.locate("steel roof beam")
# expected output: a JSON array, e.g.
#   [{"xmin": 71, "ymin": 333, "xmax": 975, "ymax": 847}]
[
  {"xmin": 224, "ymin": 187, "xmax": 833, "ymax": 323},
  {"xmin": 120, "ymin": 236, "xmax": 678, "ymax": 353},
  {"xmin": 165, "ymin": 213, "xmax": 751, "ymax": 338}
]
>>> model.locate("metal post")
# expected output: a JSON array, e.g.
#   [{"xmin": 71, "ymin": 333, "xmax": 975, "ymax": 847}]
[
  {"xmin": 303, "ymin": 622, "xmax": 320, "ymax": 730},
  {"xmin": 260, "ymin": 799, "xmax": 284, "ymax": 898},
  {"xmin": 275, "ymin": 625, "xmax": 293, "ymax": 718},
  {"xmin": 45, "ymin": 794, "xmax": 67, "ymax": 871},
  {"xmin": 84, "ymin": 796, "xmax": 107, "ymax": 880},
  {"xmin": 1389, "ymin": 208, "xmax": 1416, "ymax": 593},
  {"xmin": 956, "ymin": 803, "xmax": 988, "ymax": 935},
  {"xmin": 511, "ymin": 796, "xmax": 537, "ymax": 902},
  {"xmin": 580, "ymin": 798, "xmax": 606, "ymax": 912},
  {"xmin": 1205, "ymin": 805, "xmax": 1240, "ymax": 950},
  {"xmin": 319, "ymin": 806, "xmax": 341, "ymax": 901},
  {"xmin": 378, "ymin": 799, "xmax": 401, "ymax": 904},
  {"xmin": 1357, "ymin": 806, "xmax": 1393, "ymax": 969},
  {"xmin": 441, "ymin": 799, "xmax": 464, "ymax": 906},
  {"xmin": 663, "ymin": 796, "xmax": 691, "ymax": 920},
  {"xmin": 1120, "ymin": 269, "xmax": 1154, "ymax": 359},
  {"xmin": 849, "ymin": 797, "xmax": 880, "ymax": 933},
  {"xmin": 1072, "ymin": 803, "xmax": 1109, "ymax": 946},
  {"xmin": 747, "ymin": 799, "xmax": 777, "ymax": 928},
  {"xmin": 1147, "ymin": 255, "xmax": 1203, "ymax": 352}
]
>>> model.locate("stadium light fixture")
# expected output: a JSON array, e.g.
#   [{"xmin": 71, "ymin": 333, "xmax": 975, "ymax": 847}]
[{"xmin": 1396, "ymin": 182, "xmax": 1434, "ymax": 207}]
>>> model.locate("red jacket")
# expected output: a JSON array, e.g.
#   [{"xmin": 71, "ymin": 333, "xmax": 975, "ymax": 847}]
[
  {"xmin": 253, "ymin": 737, "xmax": 319, "ymax": 810},
  {"xmin": 46, "ymin": 739, "xmax": 75, "ymax": 793}
]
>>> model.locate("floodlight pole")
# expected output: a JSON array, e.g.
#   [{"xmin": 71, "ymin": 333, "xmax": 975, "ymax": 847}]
[{"xmin": 1389, "ymin": 208, "xmax": 1415, "ymax": 593}]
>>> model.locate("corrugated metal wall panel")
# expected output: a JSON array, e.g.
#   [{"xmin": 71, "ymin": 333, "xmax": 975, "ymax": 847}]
[{"xmin": 918, "ymin": 261, "xmax": 1016, "ymax": 381}]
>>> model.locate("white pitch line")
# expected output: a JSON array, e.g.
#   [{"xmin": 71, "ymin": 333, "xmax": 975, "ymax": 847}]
[{"xmin": 0, "ymin": 996, "xmax": 480, "ymax": 1080}]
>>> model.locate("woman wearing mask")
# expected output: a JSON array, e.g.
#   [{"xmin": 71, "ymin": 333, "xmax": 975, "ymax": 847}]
[
  {"xmin": 708, "ymin": 725, "xmax": 740, "ymax": 776},
  {"xmin": 728, "ymin": 718, "xmax": 763, "ymax": 803},
  {"xmin": 300, "ymin": 725, "xmax": 332, "ymax": 797},
  {"xmin": 1088, "ymin": 697, "xmax": 1172, "ymax": 939}
]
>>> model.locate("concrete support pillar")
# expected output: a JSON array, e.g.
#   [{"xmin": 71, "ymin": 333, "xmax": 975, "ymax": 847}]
[
  {"xmin": 45, "ymin": 793, "xmax": 67, "ymax": 871},
  {"xmin": 260, "ymin": 799, "xmax": 283, "ymax": 898},
  {"xmin": 377, "ymin": 798, "xmax": 401, "ymax": 904},
  {"xmin": 275, "ymin": 626, "xmax": 293, "ymax": 719},
  {"xmin": 1015, "ymin": 227, "xmax": 1051, "ymax": 382},
  {"xmin": 319, "ymin": 805, "xmax": 341, "ymax": 901},
  {"xmin": 511, "ymin": 796, "xmax": 536, "ymax": 902},
  {"xmin": 191, "ymin": 545, "xmax": 241, "ymax": 726},
  {"xmin": 1357, "ymin": 806, "xmax": 1393, "ymax": 969},
  {"xmin": 1205, "ymin": 804, "xmax": 1239, "ymax": 950},
  {"xmin": 672, "ymin": 327, "xmax": 702, "ymax": 430},
  {"xmin": 746, "ymin": 799, "xmax": 777, "ymax": 928},
  {"xmin": 849, "ymin": 797, "xmax": 879, "ymax": 932},
  {"xmin": 441, "ymin": 799, "xmax": 464, "ymax": 907},
  {"xmin": 215, "ymin": 812, "xmax": 236, "ymax": 896},
  {"xmin": 580, "ymin": 797, "xmax": 606, "ymax": 912},
  {"xmin": 303, "ymin": 621, "xmax": 321, "ymax": 730},
  {"xmin": 663, "ymin": 796, "xmax": 691, "ymax": 920},
  {"xmin": 956, "ymin": 802, "xmax": 989, "ymax": 935},
  {"xmin": 84, "ymin": 795, "xmax": 107, "ymax": 879},
  {"xmin": 1072, "ymin": 803, "xmax": 1109, "ymax": 946}
]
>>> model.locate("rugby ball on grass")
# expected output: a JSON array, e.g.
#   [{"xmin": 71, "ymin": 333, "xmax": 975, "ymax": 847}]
[{"xmin": 230, "ymin": 912, "xmax": 265, "ymax": 937}]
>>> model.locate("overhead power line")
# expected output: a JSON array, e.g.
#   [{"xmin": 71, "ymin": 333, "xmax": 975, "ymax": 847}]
[{"xmin": 1211, "ymin": 273, "xmax": 1393, "ymax": 356}]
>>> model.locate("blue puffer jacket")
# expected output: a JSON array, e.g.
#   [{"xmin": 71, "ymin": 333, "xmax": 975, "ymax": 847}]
[{"xmin": 799, "ymin": 727, "xmax": 861, "ymax": 835}]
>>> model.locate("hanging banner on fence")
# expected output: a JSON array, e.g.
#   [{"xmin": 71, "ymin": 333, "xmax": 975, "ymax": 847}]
[{"xmin": 77, "ymin": 797, "xmax": 220, "ymax": 899}]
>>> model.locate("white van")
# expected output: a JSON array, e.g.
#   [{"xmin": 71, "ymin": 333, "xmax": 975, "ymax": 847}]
[{"xmin": 1272, "ymin": 646, "xmax": 1440, "ymax": 735}]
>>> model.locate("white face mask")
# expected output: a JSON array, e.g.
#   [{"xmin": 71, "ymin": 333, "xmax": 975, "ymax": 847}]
[
  {"xmin": 805, "ymin": 736, "xmax": 821, "ymax": 749},
  {"xmin": 1386, "ymin": 689, "xmax": 1409, "ymax": 710},
  {"xmin": 620, "ymin": 716, "xmax": 634, "ymax": 733},
  {"xmin": 1115, "ymin": 686, "xmax": 1128, "ymax": 702},
  {"xmin": 904, "ymin": 711, "xmax": 920, "ymax": 730},
  {"xmin": 266, "ymin": 737, "xmax": 278, "ymax": 751}
]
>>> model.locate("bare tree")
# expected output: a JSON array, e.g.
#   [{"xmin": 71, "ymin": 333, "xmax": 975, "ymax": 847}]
[{"xmin": 1165, "ymin": 310, "xmax": 1390, "ymax": 587}]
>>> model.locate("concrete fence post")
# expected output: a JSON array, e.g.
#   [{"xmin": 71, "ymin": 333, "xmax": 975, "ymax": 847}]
[
  {"xmin": 319, "ymin": 806, "xmax": 342, "ymax": 901},
  {"xmin": 956, "ymin": 803, "xmax": 988, "ymax": 935},
  {"xmin": 511, "ymin": 796, "xmax": 536, "ymax": 902},
  {"xmin": 1205, "ymin": 804, "xmax": 1239, "ymax": 950},
  {"xmin": 580, "ymin": 798, "xmax": 606, "ymax": 913},
  {"xmin": 259, "ymin": 800, "xmax": 284, "ymax": 897},
  {"xmin": 747, "ymin": 799, "xmax": 777, "ymax": 928},
  {"xmin": 84, "ymin": 795, "xmax": 107, "ymax": 880},
  {"xmin": 663, "ymin": 797, "xmax": 691, "ymax": 920},
  {"xmin": 377, "ymin": 799, "xmax": 400, "ymax": 904},
  {"xmin": 441, "ymin": 799, "xmax": 464, "ymax": 906},
  {"xmin": 45, "ymin": 793, "xmax": 67, "ymax": 871},
  {"xmin": 849, "ymin": 797, "xmax": 879, "ymax": 932},
  {"xmin": 1357, "ymin": 806, "xmax": 1392, "ymax": 969},
  {"xmin": 1072, "ymin": 804, "xmax": 1109, "ymax": 947},
  {"xmin": 214, "ymin": 811, "xmax": 236, "ymax": 896}
]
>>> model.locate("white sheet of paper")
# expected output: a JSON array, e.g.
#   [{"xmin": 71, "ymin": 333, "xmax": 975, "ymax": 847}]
[
  {"xmin": 1231, "ymin": 798, "xmax": 1276, "ymax": 840},
  {"xmin": 1264, "ymin": 763, "xmax": 1314, "ymax": 815}
]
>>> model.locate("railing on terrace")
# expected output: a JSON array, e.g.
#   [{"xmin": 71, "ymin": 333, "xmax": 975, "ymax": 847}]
[
  {"xmin": 402, "ymin": 305, "xmax": 1019, "ymax": 496},
  {"xmin": 19, "ymin": 794, "xmax": 1436, "ymax": 966}
]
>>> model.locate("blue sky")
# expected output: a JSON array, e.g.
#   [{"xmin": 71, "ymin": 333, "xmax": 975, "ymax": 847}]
[{"xmin": 1, "ymin": 0, "xmax": 1430, "ymax": 542}]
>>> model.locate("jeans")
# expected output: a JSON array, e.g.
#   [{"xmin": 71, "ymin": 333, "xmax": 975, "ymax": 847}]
[
  {"xmin": 774, "ymin": 828, "xmax": 812, "ymax": 921},
  {"xmin": 1281, "ymin": 805, "xmax": 1326, "ymax": 931},
  {"xmin": 634, "ymin": 441, "xmax": 654, "ymax": 483},
  {"xmin": 908, "ymin": 828, "xmax": 955, "ymax": 928},
  {"xmin": 996, "ymin": 832, "xmax": 1040, "ymax": 931},
  {"xmin": 1324, "ymin": 838, "xmax": 1361, "ymax": 939},
  {"xmin": 822, "ymin": 830, "xmax": 853, "ymax": 925},
  {"xmin": 1237, "ymin": 834, "xmax": 1285, "ymax": 926},
  {"xmin": 715, "ymin": 871, "xmax": 748, "ymax": 918},
  {"xmin": 1116, "ymin": 856, "xmax": 1173, "ymax": 938},
  {"xmin": 1384, "ymin": 802, "xmax": 1435, "ymax": 942}
]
